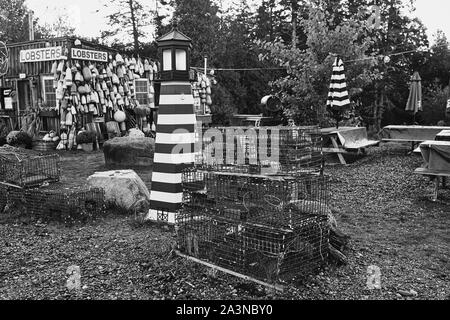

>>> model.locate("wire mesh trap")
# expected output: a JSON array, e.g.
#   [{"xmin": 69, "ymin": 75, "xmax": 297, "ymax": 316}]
[
  {"xmin": 177, "ymin": 171, "xmax": 330, "ymax": 284},
  {"xmin": 195, "ymin": 126, "xmax": 324, "ymax": 176},
  {"xmin": 0, "ymin": 146, "xmax": 61, "ymax": 188},
  {"xmin": 0, "ymin": 183, "xmax": 106, "ymax": 225}
]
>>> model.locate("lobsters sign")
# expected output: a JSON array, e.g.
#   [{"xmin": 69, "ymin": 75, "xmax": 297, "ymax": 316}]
[
  {"xmin": 71, "ymin": 48, "xmax": 108, "ymax": 62},
  {"xmin": 18, "ymin": 46, "xmax": 108, "ymax": 63},
  {"xmin": 20, "ymin": 46, "xmax": 66, "ymax": 63}
]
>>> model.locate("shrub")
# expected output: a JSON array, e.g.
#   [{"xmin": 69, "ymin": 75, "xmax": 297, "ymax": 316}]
[
  {"xmin": 420, "ymin": 84, "xmax": 449, "ymax": 125},
  {"xmin": 6, "ymin": 131, "xmax": 32, "ymax": 148},
  {"xmin": 210, "ymin": 84, "xmax": 236, "ymax": 126},
  {"xmin": 75, "ymin": 131, "xmax": 96, "ymax": 144}
]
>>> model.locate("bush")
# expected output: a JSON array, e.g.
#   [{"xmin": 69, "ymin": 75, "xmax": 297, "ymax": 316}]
[
  {"xmin": 420, "ymin": 85, "xmax": 449, "ymax": 125},
  {"xmin": 76, "ymin": 131, "xmax": 96, "ymax": 144},
  {"xmin": 210, "ymin": 84, "xmax": 236, "ymax": 126},
  {"xmin": 6, "ymin": 131, "xmax": 32, "ymax": 148}
]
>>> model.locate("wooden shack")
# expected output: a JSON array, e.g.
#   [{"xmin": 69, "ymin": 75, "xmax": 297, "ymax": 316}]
[
  {"xmin": 0, "ymin": 38, "xmax": 118, "ymax": 132},
  {"xmin": 0, "ymin": 35, "xmax": 212, "ymax": 150}
]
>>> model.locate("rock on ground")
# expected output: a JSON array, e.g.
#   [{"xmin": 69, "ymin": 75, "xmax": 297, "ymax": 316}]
[
  {"xmin": 87, "ymin": 170, "xmax": 151, "ymax": 212},
  {"xmin": 103, "ymin": 136, "xmax": 154, "ymax": 167}
]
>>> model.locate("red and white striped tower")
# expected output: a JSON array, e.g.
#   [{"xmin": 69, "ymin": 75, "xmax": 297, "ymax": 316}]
[{"xmin": 146, "ymin": 28, "xmax": 196, "ymax": 224}]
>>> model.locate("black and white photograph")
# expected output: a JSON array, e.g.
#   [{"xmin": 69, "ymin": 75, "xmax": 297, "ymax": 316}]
[{"xmin": 0, "ymin": 0, "xmax": 449, "ymax": 306}]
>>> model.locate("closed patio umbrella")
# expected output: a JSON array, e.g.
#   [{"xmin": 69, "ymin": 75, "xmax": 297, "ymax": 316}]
[
  {"xmin": 327, "ymin": 56, "xmax": 351, "ymax": 128},
  {"xmin": 405, "ymin": 71, "xmax": 422, "ymax": 123}
]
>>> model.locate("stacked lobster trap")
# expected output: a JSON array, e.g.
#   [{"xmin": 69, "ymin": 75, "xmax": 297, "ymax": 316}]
[
  {"xmin": 177, "ymin": 126, "xmax": 330, "ymax": 284},
  {"xmin": 194, "ymin": 126, "xmax": 324, "ymax": 176},
  {"xmin": 0, "ymin": 146, "xmax": 106, "ymax": 223}
]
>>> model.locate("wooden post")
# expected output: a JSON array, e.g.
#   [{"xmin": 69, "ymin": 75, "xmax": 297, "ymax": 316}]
[
  {"xmin": 28, "ymin": 11, "xmax": 34, "ymax": 41},
  {"xmin": 432, "ymin": 177, "xmax": 439, "ymax": 201},
  {"xmin": 330, "ymin": 135, "xmax": 346, "ymax": 165},
  {"xmin": 175, "ymin": 250, "xmax": 285, "ymax": 292}
]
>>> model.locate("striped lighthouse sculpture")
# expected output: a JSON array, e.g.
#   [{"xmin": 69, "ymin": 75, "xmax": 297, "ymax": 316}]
[{"xmin": 146, "ymin": 27, "xmax": 196, "ymax": 224}]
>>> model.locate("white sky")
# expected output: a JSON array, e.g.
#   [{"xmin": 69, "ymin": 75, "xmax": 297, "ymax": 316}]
[
  {"xmin": 413, "ymin": 0, "xmax": 450, "ymax": 42},
  {"xmin": 24, "ymin": 0, "xmax": 450, "ymax": 45}
]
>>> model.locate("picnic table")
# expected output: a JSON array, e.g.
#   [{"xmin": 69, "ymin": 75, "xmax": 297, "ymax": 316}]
[
  {"xmin": 231, "ymin": 114, "xmax": 272, "ymax": 127},
  {"xmin": 320, "ymin": 127, "xmax": 379, "ymax": 165},
  {"xmin": 435, "ymin": 130, "xmax": 450, "ymax": 141},
  {"xmin": 414, "ymin": 139, "xmax": 450, "ymax": 201},
  {"xmin": 412, "ymin": 129, "xmax": 450, "ymax": 153},
  {"xmin": 379, "ymin": 125, "xmax": 450, "ymax": 152}
]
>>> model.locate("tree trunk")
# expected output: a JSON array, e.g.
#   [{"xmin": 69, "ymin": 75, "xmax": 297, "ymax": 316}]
[
  {"xmin": 128, "ymin": 0, "xmax": 140, "ymax": 55},
  {"xmin": 269, "ymin": 0, "xmax": 273, "ymax": 41},
  {"xmin": 372, "ymin": 90, "xmax": 386, "ymax": 132},
  {"xmin": 291, "ymin": 0, "xmax": 298, "ymax": 49}
]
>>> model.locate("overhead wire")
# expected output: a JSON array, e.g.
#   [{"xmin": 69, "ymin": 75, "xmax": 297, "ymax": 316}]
[{"xmin": 191, "ymin": 42, "xmax": 450, "ymax": 71}]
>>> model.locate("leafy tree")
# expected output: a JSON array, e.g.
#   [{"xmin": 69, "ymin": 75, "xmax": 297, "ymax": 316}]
[
  {"xmin": 364, "ymin": 0, "xmax": 429, "ymax": 129},
  {"xmin": 254, "ymin": 0, "xmax": 308, "ymax": 48},
  {"xmin": 256, "ymin": 0, "xmax": 439, "ymax": 130},
  {"xmin": 0, "ymin": 0, "xmax": 52, "ymax": 43},
  {"xmin": 36, "ymin": 11, "xmax": 76, "ymax": 38},
  {"xmin": 0, "ymin": 0, "xmax": 30, "ymax": 43},
  {"xmin": 210, "ymin": 83, "xmax": 236, "ymax": 125},
  {"xmin": 154, "ymin": 0, "xmax": 276, "ymax": 123},
  {"xmin": 169, "ymin": 0, "xmax": 222, "ymax": 67},
  {"xmin": 416, "ymin": 84, "xmax": 449, "ymax": 125},
  {"xmin": 419, "ymin": 31, "xmax": 450, "ymax": 89},
  {"xmin": 257, "ymin": 1, "xmax": 377, "ymax": 126},
  {"xmin": 101, "ymin": 0, "xmax": 153, "ymax": 54},
  {"xmin": 214, "ymin": 1, "xmax": 274, "ymax": 115}
]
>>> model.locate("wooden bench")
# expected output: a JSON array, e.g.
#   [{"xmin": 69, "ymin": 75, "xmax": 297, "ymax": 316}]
[
  {"xmin": 414, "ymin": 167, "xmax": 450, "ymax": 201},
  {"xmin": 381, "ymin": 138, "xmax": 423, "ymax": 153}
]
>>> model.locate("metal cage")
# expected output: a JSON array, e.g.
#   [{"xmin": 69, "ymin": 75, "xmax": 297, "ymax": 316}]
[
  {"xmin": 0, "ymin": 146, "xmax": 60, "ymax": 188},
  {"xmin": 0, "ymin": 183, "xmax": 106, "ymax": 224},
  {"xmin": 194, "ymin": 126, "xmax": 324, "ymax": 176},
  {"xmin": 178, "ymin": 170, "xmax": 330, "ymax": 283}
]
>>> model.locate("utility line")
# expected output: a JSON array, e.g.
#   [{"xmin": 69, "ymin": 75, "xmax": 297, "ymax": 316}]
[
  {"xmin": 192, "ymin": 42, "xmax": 450, "ymax": 71},
  {"xmin": 344, "ymin": 43, "xmax": 450, "ymax": 63},
  {"xmin": 191, "ymin": 67, "xmax": 287, "ymax": 71}
]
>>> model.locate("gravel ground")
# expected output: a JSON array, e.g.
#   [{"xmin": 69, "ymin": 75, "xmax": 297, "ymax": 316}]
[{"xmin": 0, "ymin": 144, "xmax": 449, "ymax": 300}]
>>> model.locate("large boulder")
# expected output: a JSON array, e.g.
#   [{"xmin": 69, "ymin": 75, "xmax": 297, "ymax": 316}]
[
  {"xmin": 87, "ymin": 170, "xmax": 150, "ymax": 212},
  {"xmin": 103, "ymin": 136, "xmax": 154, "ymax": 167}
]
